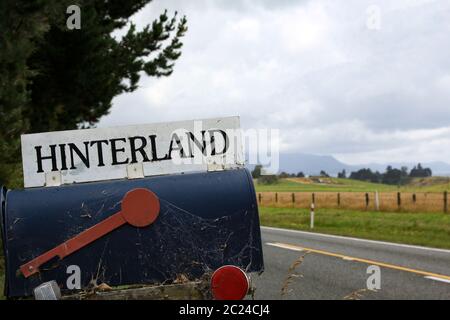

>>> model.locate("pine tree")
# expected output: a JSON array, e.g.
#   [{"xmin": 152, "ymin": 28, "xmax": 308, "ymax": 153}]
[
  {"xmin": 0, "ymin": 1, "xmax": 187, "ymax": 186},
  {"xmin": 0, "ymin": 1, "xmax": 70, "ymax": 186}
]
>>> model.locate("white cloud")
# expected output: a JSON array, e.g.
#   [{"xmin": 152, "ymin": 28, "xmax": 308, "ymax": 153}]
[
  {"xmin": 277, "ymin": 4, "xmax": 330, "ymax": 53},
  {"xmin": 99, "ymin": 0, "xmax": 450, "ymax": 164}
]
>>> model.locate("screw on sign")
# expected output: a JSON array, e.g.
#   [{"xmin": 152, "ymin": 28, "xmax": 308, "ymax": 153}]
[{"xmin": 20, "ymin": 188, "xmax": 160, "ymax": 278}]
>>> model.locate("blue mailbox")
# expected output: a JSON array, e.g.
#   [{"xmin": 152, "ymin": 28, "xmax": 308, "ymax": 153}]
[{"xmin": 1, "ymin": 168, "xmax": 264, "ymax": 298}]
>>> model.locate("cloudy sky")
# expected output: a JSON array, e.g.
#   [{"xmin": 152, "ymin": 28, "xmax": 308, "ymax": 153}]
[{"xmin": 99, "ymin": 0, "xmax": 450, "ymax": 165}]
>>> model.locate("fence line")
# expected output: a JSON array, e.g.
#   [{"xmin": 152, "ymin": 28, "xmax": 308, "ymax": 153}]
[{"xmin": 256, "ymin": 191, "xmax": 449, "ymax": 213}]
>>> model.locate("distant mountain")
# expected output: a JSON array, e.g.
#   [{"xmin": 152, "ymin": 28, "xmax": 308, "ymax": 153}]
[
  {"xmin": 246, "ymin": 153, "xmax": 356, "ymax": 176},
  {"xmin": 276, "ymin": 153, "xmax": 357, "ymax": 176},
  {"xmin": 246, "ymin": 153, "xmax": 450, "ymax": 176}
]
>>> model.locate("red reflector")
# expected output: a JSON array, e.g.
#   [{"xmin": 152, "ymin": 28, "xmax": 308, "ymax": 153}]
[{"xmin": 211, "ymin": 265, "xmax": 249, "ymax": 300}]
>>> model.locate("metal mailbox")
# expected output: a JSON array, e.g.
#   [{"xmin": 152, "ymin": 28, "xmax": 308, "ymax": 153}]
[{"xmin": 1, "ymin": 168, "xmax": 264, "ymax": 298}]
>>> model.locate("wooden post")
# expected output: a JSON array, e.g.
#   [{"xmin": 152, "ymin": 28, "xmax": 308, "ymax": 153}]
[
  {"xmin": 365, "ymin": 193, "xmax": 369, "ymax": 209},
  {"xmin": 397, "ymin": 192, "xmax": 401, "ymax": 210},
  {"xmin": 337, "ymin": 193, "xmax": 341, "ymax": 207},
  {"xmin": 258, "ymin": 193, "xmax": 262, "ymax": 205},
  {"xmin": 444, "ymin": 191, "xmax": 448, "ymax": 213},
  {"xmin": 375, "ymin": 191, "xmax": 380, "ymax": 211},
  {"xmin": 312, "ymin": 193, "xmax": 315, "ymax": 205},
  {"xmin": 292, "ymin": 193, "xmax": 296, "ymax": 205},
  {"xmin": 275, "ymin": 193, "xmax": 278, "ymax": 204}
]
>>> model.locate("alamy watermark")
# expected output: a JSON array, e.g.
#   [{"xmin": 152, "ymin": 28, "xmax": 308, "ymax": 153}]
[
  {"xmin": 366, "ymin": 5, "xmax": 382, "ymax": 31},
  {"xmin": 366, "ymin": 265, "xmax": 381, "ymax": 290},
  {"xmin": 67, "ymin": 5, "xmax": 81, "ymax": 30},
  {"xmin": 66, "ymin": 265, "xmax": 81, "ymax": 290},
  {"xmin": 167, "ymin": 121, "xmax": 280, "ymax": 174}
]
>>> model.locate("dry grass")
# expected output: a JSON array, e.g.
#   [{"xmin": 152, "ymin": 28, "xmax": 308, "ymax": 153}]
[
  {"xmin": 257, "ymin": 191, "xmax": 449, "ymax": 213},
  {"xmin": 281, "ymin": 252, "xmax": 308, "ymax": 297},
  {"xmin": 343, "ymin": 289, "xmax": 373, "ymax": 300}
]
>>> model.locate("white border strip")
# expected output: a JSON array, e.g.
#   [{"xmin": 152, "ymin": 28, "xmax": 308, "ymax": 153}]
[
  {"xmin": 261, "ymin": 226, "xmax": 450, "ymax": 254},
  {"xmin": 266, "ymin": 242, "xmax": 305, "ymax": 252},
  {"xmin": 425, "ymin": 276, "xmax": 450, "ymax": 284}
]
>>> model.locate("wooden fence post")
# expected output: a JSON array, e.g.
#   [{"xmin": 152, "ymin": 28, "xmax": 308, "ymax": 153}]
[
  {"xmin": 312, "ymin": 193, "xmax": 315, "ymax": 205},
  {"xmin": 444, "ymin": 191, "xmax": 448, "ymax": 213},
  {"xmin": 375, "ymin": 191, "xmax": 380, "ymax": 211},
  {"xmin": 397, "ymin": 192, "xmax": 401, "ymax": 210},
  {"xmin": 365, "ymin": 193, "xmax": 369, "ymax": 209},
  {"xmin": 292, "ymin": 193, "xmax": 296, "ymax": 206},
  {"xmin": 258, "ymin": 193, "xmax": 262, "ymax": 205},
  {"xmin": 337, "ymin": 193, "xmax": 341, "ymax": 207},
  {"xmin": 275, "ymin": 193, "xmax": 278, "ymax": 204}
]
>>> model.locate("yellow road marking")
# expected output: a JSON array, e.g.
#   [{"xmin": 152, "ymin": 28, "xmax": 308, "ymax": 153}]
[{"xmin": 266, "ymin": 242, "xmax": 450, "ymax": 282}]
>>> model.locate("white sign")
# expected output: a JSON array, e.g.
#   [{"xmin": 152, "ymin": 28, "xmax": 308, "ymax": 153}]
[{"xmin": 21, "ymin": 117, "xmax": 244, "ymax": 188}]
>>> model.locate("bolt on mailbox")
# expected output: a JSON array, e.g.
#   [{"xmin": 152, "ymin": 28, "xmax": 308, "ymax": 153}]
[{"xmin": 0, "ymin": 116, "xmax": 264, "ymax": 299}]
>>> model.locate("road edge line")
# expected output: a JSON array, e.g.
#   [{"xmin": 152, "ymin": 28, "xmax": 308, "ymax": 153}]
[
  {"xmin": 266, "ymin": 242, "xmax": 450, "ymax": 282},
  {"xmin": 261, "ymin": 226, "xmax": 450, "ymax": 254}
]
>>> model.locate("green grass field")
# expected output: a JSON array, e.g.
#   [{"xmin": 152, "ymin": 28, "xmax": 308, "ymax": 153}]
[
  {"xmin": 255, "ymin": 177, "xmax": 450, "ymax": 193},
  {"xmin": 259, "ymin": 207, "xmax": 450, "ymax": 249}
]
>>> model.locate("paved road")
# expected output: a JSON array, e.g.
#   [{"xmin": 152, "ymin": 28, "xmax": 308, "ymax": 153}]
[{"xmin": 251, "ymin": 227, "xmax": 450, "ymax": 300}]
